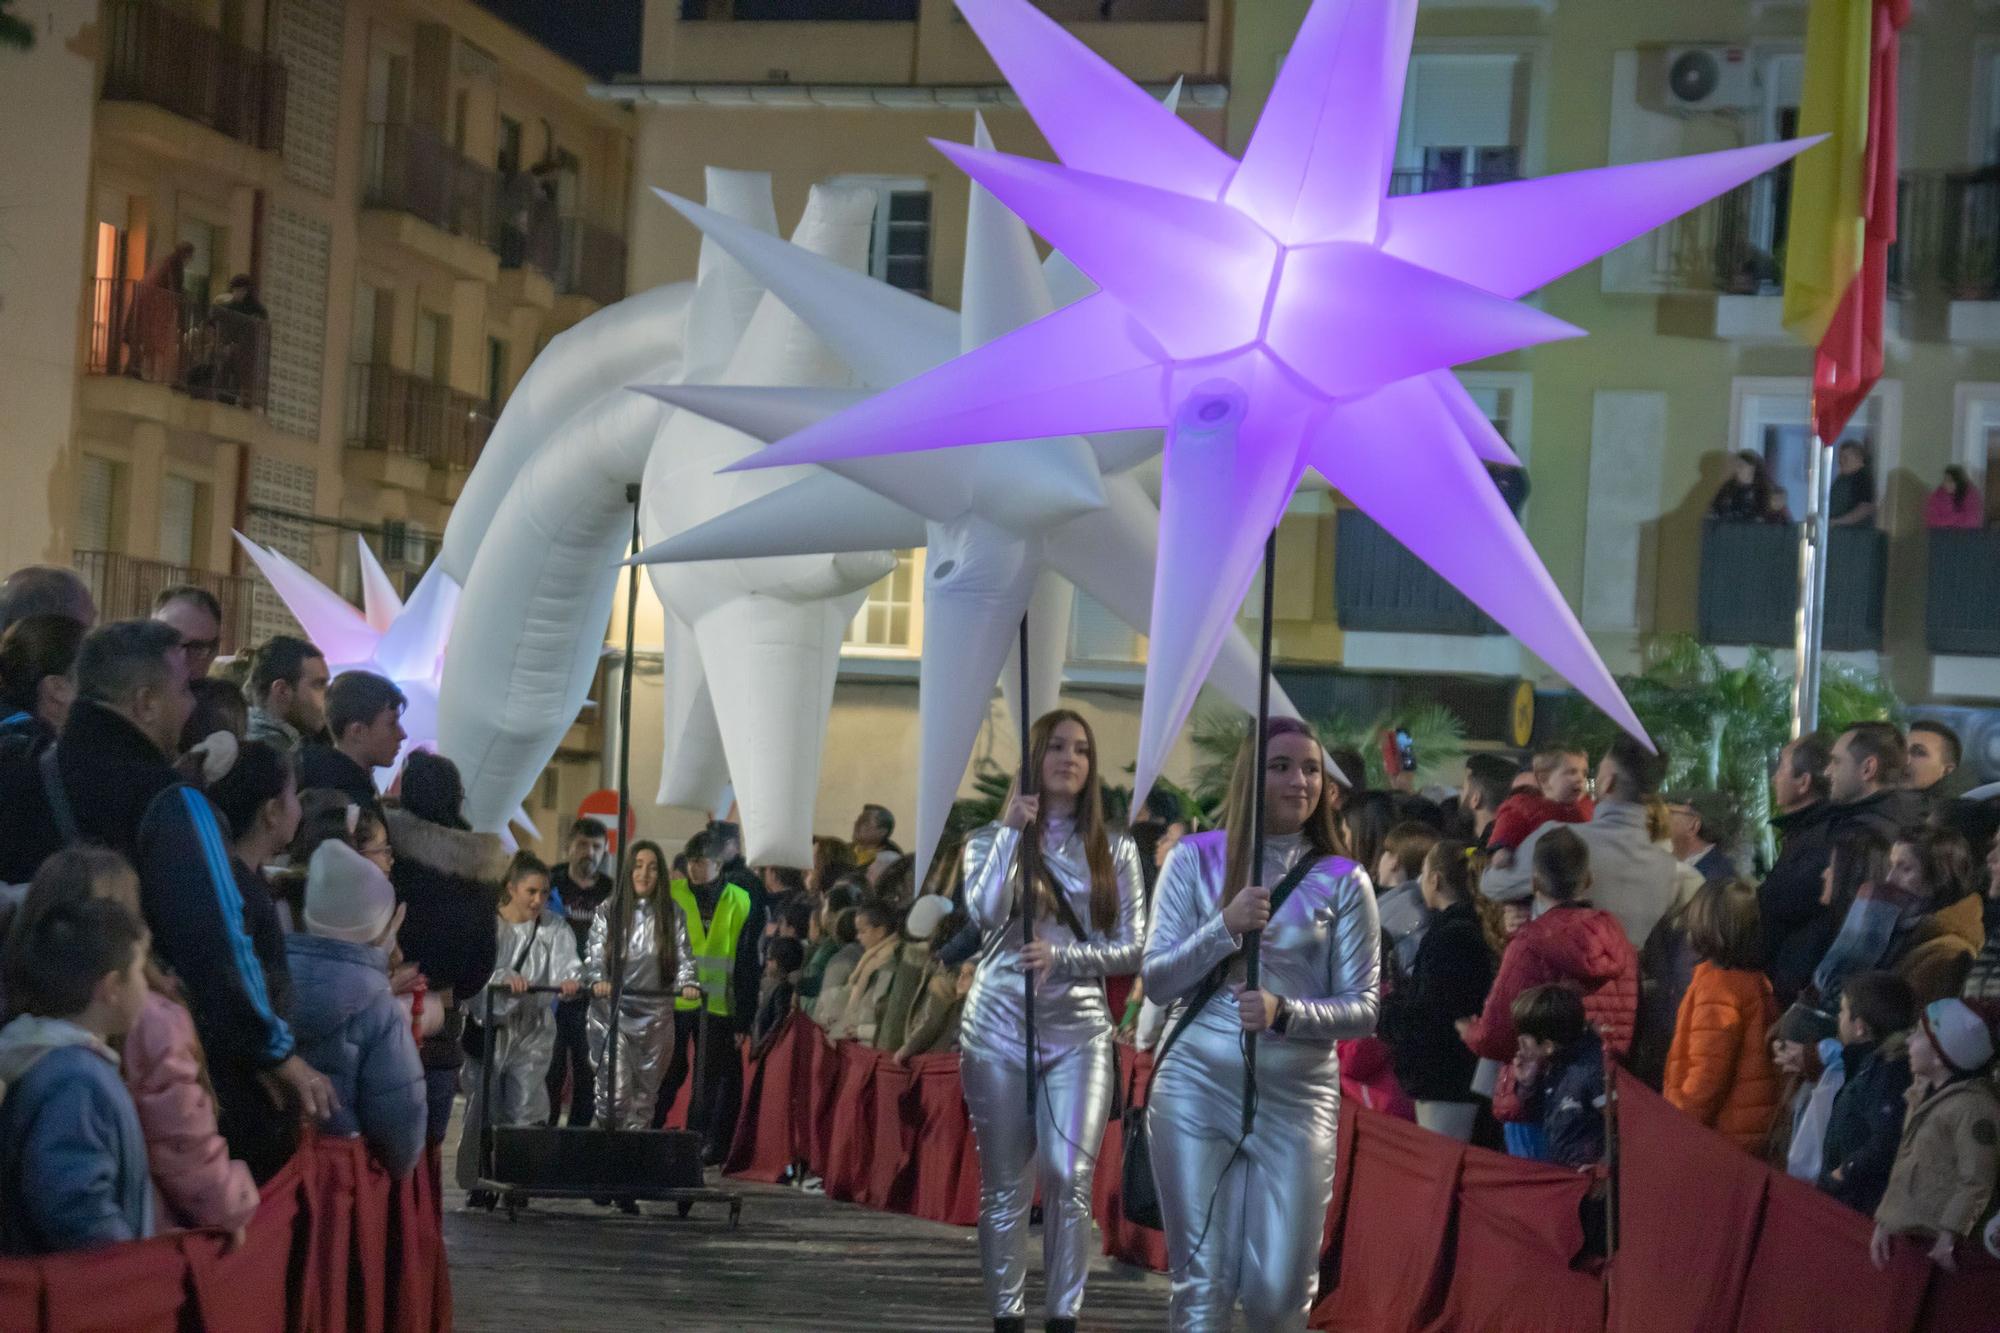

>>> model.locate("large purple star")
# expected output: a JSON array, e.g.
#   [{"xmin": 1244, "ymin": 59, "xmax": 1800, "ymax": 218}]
[{"xmin": 724, "ymin": 0, "xmax": 1817, "ymax": 799}]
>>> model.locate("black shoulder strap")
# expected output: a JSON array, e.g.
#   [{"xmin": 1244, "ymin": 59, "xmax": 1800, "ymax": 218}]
[
  {"xmin": 1144, "ymin": 851, "xmax": 1322, "ymax": 1097},
  {"xmin": 38, "ymin": 746, "xmax": 80, "ymax": 848},
  {"xmin": 1018, "ymin": 831, "xmax": 1093, "ymax": 941}
]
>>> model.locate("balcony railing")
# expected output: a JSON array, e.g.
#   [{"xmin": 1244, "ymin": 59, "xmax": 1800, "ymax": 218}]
[
  {"xmin": 1648, "ymin": 173, "xmax": 1924, "ymax": 299},
  {"xmin": 557, "ymin": 217, "xmax": 628, "ymax": 306},
  {"xmin": 85, "ymin": 277, "xmax": 270, "ymax": 411},
  {"xmin": 1926, "ymin": 527, "xmax": 2000, "ymax": 656},
  {"xmin": 363, "ymin": 122, "xmax": 497, "ymax": 249},
  {"xmin": 73, "ymin": 550, "xmax": 256, "ymax": 654},
  {"xmin": 1335, "ymin": 510, "xmax": 1500, "ymax": 636},
  {"xmin": 101, "ymin": 0, "xmax": 286, "ymax": 153},
  {"xmin": 1697, "ymin": 519, "xmax": 1886, "ymax": 652},
  {"xmin": 684, "ymin": 0, "xmax": 1202, "ymax": 15},
  {"xmin": 498, "ymin": 184, "xmax": 560, "ymax": 280},
  {"xmin": 1388, "ymin": 159, "xmax": 1522, "ymax": 197},
  {"xmin": 345, "ymin": 362, "xmax": 494, "ymax": 471}
]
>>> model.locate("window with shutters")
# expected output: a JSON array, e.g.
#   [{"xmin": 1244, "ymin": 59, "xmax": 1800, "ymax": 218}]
[
  {"xmin": 1067, "ymin": 591, "xmax": 1145, "ymax": 665},
  {"xmin": 158, "ymin": 475, "xmax": 202, "ymax": 566},
  {"xmin": 829, "ymin": 175, "xmax": 932, "ymax": 298},
  {"xmin": 76, "ymin": 455, "xmax": 123, "ymax": 554},
  {"xmin": 1393, "ymin": 52, "xmax": 1530, "ymax": 193}
]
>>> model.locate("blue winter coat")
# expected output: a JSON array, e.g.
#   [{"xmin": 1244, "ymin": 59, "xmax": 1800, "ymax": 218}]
[
  {"xmin": 1520, "ymin": 1030, "xmax": 1607, "ymax": 1170},
  {"xmin": 284, "ymin": 934, "xmax": 426, "ymax": 1178},
  {"xmin": 0, "ymin": 1017, "xmax": 154, "ymax": 1254}
]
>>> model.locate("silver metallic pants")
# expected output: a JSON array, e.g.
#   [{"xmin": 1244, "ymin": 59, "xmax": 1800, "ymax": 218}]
[
  {"xmin": 588, "ymin": 998, "xmax": 673, "ymax": 1129},
  {"xmin": 960, "ymin": 1032, "xmax": 1114, "ymax": 1320},
  {"xmin": 454, "ymin": 1027, "xmax": 555, "ymax": 1190},
  {"xmin": 1147, "ymin": 1020, "xmax": 1341, "ymax": 1332}
]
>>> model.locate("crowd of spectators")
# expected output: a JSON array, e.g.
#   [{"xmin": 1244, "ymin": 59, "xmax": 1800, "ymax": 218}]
[{"xmin": 2, "ymin": 554, "xmax": 1998, "ymax": 1280}]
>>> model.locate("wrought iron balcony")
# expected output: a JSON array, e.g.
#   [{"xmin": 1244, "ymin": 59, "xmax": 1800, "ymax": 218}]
[
  {"xmin": 85, "ymin": 277, "xmax": 270, "ymax": 412},
  {"xmin": 345, "ymin": 362, "xmax": 494, "ymax": 471},
  {"xmin": 101, "ymin": 0, "xmax": 286, "ymax": 153},
  {"xmin": 73, "ymin": 550, "xmax": 256, "ymax": 654}
]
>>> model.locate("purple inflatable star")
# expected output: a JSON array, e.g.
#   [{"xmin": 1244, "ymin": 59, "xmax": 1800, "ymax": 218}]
[{"xmin": 725, "ymin": 0, "xmax": 1817, "ymax": 799}]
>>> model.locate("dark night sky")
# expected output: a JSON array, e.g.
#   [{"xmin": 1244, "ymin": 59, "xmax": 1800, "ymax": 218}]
[{"xmin": 476, "ymin": 0, "xmax": 645, "ymax": 80}]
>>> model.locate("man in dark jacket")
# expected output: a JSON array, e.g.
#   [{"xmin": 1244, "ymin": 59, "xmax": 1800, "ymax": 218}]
[
  {"xmin": 544, "ymin": 817, "xmax": 610, "ymax": 1127},
  {"xmin": 0, "ymin": 621, "xmax": 331, "ymax": 1148},
  {"xmin": 1761, "ymin": 734, "xmax": 1838, "ymax": 1005},
  {"xmin": 1817, "ymin": 971, "xmax": 1917, "ymax": 1215},
  {"xmin": 1826, "ymin": 723, "xmax": 1924, "ymax": 843},
  {"xmin": 298, "ymin": 671, "xmax": 404, "ymax": 813}
]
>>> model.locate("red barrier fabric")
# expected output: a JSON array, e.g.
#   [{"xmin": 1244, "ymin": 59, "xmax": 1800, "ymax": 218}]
[
  {"xmin": 1432, "ymin": 1144, "xmax": 1600, "ymax": 1333},
  {"xmin": 822, "ymin": 1039, "xmax": 882, "ymax": 1203},
  {"xmin": 1613, "ymin": 1070, "xmax": 1767, "ymax": 1331},
  {"xmin": 0, "ymin": 1133, "xmax": 450, "ymax": 1333},
  {"xmin": 909, "ymin": 1055, "xmax": 982, "ymax": 1226},
  {"xmin": 863, "ymin": 1059, "xmax": 917, "ymax": 1211},
  {"xmin": 1312, "ymin": 1106, "xmax": 1465, "ymax": 1331}
]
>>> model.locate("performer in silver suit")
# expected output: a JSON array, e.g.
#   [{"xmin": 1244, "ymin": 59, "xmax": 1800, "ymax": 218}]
[
  {"xmin": 1141, "ymin": 716, "xmax": 1380, "ymax": 1331},
  {"xmin": 586, "ymin": 840, "xmax": 699, "ymax": 1133},
  {"xmin": 457, "ymin": 852, "xmax": 583, "ymax": 1191},
  {"xmin": 960, "ymin": 709, "xmax": 1146, "ymax": 1333}
]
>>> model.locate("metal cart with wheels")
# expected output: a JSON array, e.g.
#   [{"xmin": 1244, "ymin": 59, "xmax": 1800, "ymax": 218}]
[{"xmin": 468, "ymin": 982, "xmax": 743, "ymax": 1226}]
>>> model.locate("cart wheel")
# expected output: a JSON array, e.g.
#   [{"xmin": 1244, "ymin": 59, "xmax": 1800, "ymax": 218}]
[
  {"xmin": 505, "ymin": 1199, "xmax": 519, "ymax": 1222},
  {"xmin": 676, "ymin": 1199, "xmax": 694, "ymax": 1218}
]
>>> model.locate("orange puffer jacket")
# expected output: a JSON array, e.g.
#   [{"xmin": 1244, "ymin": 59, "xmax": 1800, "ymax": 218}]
[{"xmin": 1662, "ymin": 961, "xmax": 1781, "ymax": 1153}]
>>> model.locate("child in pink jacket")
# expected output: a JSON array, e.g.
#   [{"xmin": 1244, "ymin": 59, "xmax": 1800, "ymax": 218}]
[{"xmin": 15, "ymin": 848, "xmax": 259, "ymax": 1242}]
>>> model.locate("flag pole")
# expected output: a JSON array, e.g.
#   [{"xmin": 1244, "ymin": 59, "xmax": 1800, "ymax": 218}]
[{"xmin": 1790, "ymin": 423, "xmax": 1834, "ymax": 739}]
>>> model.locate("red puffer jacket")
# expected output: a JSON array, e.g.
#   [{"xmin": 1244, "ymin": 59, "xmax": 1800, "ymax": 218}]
[{"xmin": 1462, "ymin": 903, "xmax": 1641, "ymax": 1121}]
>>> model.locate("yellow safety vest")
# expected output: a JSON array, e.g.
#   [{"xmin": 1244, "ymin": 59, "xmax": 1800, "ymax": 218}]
[{"xmin": 669, "ymin": 878, "xmax": 750, "ymax": 1016}]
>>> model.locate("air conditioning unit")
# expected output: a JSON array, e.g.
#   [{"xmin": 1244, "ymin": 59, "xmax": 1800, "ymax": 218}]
[{"xmin": 1643, "ymin": 45, "xmax": 1757, "ymax": 114}]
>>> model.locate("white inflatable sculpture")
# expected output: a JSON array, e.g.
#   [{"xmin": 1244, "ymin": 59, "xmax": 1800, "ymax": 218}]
[
  {"xmin": 434, "ymin": 170, "xmax": 892, "ymax": 867},
  {"xmin": 634, "ymin": 116, "xmax": 1296, "ymax": 880}
]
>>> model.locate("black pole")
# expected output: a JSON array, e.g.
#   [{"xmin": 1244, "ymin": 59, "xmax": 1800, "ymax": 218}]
[
  {"xmin": 1241, "ymin": 529, "xmax": 1277, "ymax": 1138},
  {"xmin": 604, "ymin": 483, "xmax": 641, "ymax": 1131},
  {"xmin": 1018, "ymin": 615, "xmax": 1037, "ymax": 1124}
]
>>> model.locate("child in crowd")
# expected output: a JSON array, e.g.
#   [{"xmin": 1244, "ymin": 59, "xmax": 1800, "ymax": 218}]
[
  {"xmin": 285, "ymin": 841, "xmax": 427, "ymax": 1179},
  {"xmin": 1510, "ymin": 984, "xmax": 1607, "ymax": 1171},
  {"xmin": 811, "ymin": 908, "xmax": 863, "ymax": 1030},
  {"xmin": 0, "ymin": 896, "xmax": 153, "ymax": 1254},
  {"xmin": 1485, "ymin": 746, "xmax": 1595, "ymax": 865},
  {"xmin": 458, "ymin": 852, "xmax": 580, "ymax": 1202},
  {"xmin": 1663, "ymin": 880, "xmax": 1781, "ymax": 1153},
  {"xmin": 1871, "ymin": 999, "xmax": 2000, "ymax": 1270},
  {"xmin": 753, "ymin": 937, "xmax": 805, "ymax": 1054},
  {"xmin": 1817, "ymin": 971, "xmax": 1916, "ymax": 1216},
  {"xmin": 1381, "ymin": 840, "xmax": 1495, "ymax": 1142},
  {"xmin": 17, "ymin": 849, "xmax": 257, "ymax": 1245},
  {"xmin": 1374, "ymin": 821, "xmax": 1442, "ymax": 984},
  {"xmin": 1459, "ymin": 828, "xmax": 1639, "ymax": 1160}
]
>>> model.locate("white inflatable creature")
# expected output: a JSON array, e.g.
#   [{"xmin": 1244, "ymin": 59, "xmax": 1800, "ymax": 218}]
[{"xmin": 634, "ymin": 117, "xmax": 1295, "ymax": 880}]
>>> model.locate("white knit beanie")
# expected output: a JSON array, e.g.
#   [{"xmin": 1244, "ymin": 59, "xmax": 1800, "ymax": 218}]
[
  {"xmin": 1921, "ymin": 999, "xmax": 1998, "ymax": 1077},
  {"xmin": 305, "ymin": 840, "xmax": 398, "ymax": 946},
  {"xmin": 905, "ymin": 894, "xmax": 952, "ymax": 942}
]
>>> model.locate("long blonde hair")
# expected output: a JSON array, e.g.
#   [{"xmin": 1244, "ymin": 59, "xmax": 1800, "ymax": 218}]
[
  {"xmin": 1220, "ymin": 716, "xmax": 1346, "ymax": 905},
  {"xmin": 1010, "ymin": 709, "xmax": 1119, "ymax": 931}
]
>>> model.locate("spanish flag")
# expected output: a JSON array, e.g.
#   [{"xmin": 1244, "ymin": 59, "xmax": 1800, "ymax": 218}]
[{"xmin": 1781, "ymin": 0, "xmax": 1910, "ymax": 444}]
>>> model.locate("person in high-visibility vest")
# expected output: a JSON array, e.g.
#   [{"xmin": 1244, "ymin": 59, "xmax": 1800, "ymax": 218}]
[{"xmin": 657, "ymin": 829, "xmax": 760, "ymax": 1163}]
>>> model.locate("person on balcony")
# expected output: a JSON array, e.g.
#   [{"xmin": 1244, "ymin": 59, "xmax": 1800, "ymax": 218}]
[
  {"xmin": 1764, "ymin": 485, "xmax": 1794, "ymax": 524},
  {"xmin": 207, "ymin": 276, "xmax": 267, "ymax": 408},
  {"xmin": 120, "ymin": 241, "xmax": 193, "ymax": 384},
  {"xmin": 1925, "ymin": 466, "xmax": 1984, "ymax": 530},
  {"xmin": 1830, "ymin": 441, "xmax": 1879, "ymax": 528},
  {"xmin": 1708, "ymin": 451, "xmax": 1773, "ymax": 522}
]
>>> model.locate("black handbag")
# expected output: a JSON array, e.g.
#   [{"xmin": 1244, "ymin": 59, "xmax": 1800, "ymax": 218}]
[{"xmin": 1120, "ymin": 853, "xmax": 1320, "ymax": 1230}]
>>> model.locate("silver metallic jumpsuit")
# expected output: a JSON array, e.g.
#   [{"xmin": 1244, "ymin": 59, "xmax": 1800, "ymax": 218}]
[
  {"xmin": 585, "ymin": 894, "xmax": 698, "ymax": 1128},
  {"xmin": 1140, "ymin": 829, "xmax": 1380, "ymax": 1332},
  {"xmin": 457, "ymin": 909, "xmax": 583, "ymax": 1189},
  {"xmin": 959, "ymin": 818, "xmax": 1146, "ymax": 1323}
]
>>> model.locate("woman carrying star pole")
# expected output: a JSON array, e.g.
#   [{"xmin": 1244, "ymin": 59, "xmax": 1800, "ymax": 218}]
[
  {"xmin": 1141, "ymin": 716, "xmax": 1380, "ymax": 1331},
  {"xmin": 959, "ymin": 709, "xmax": 1146, "ymax": 1333}
]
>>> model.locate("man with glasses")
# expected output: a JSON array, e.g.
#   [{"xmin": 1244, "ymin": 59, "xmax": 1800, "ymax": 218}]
[{"xmin": 152, "ymin": 586, "xmax": 224, "ymax": 681}]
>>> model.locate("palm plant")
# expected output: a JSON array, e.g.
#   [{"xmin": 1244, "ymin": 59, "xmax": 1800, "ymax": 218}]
[
  {"xmin": 1185, "ymin": 702, "xmax": 1468, "ymax": 818},
  {"xmin": 1546, "ymin": 634, "xmax": 1900, "ymax": 863}
]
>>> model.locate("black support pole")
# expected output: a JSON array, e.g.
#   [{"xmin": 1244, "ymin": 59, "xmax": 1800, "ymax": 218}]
[
  {"xmin": 604, "ymin": 483, "xmax": 641, "ymax": 1131},
  {"xmin": 1241, "ymin": 529, "xmax": 1277, "ymax": 1138},
  {"xmin": 1019, "ymin": 615, "xmax": 1037, "ymax": 1123}
]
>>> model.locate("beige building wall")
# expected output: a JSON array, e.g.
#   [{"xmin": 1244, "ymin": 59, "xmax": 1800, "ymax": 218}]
[{"xmin": 0, "ymin": 2, "xmax": 99, "ymax": 576}]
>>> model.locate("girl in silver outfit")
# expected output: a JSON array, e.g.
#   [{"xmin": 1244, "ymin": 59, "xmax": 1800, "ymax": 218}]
[
  {"xmin": 960, "ymin": 710, "xmax": 1146, "ymax": 1333},
  {"xmin": 1141, "ymin": 717, "xmax": 1380, "ymax": 1331},
  {"xmin": 458, "ymin": 853, "xmax": 582, "ymax": 1193},
  {"xmin": 585, "ymin": 841, "xmax": 699, "ymax": 1136}
]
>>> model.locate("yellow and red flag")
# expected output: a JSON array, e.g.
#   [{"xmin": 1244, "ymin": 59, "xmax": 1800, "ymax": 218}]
[{"xmin": 1781, "ymin": 0, "xmax": 1910, "ymax": 444}]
